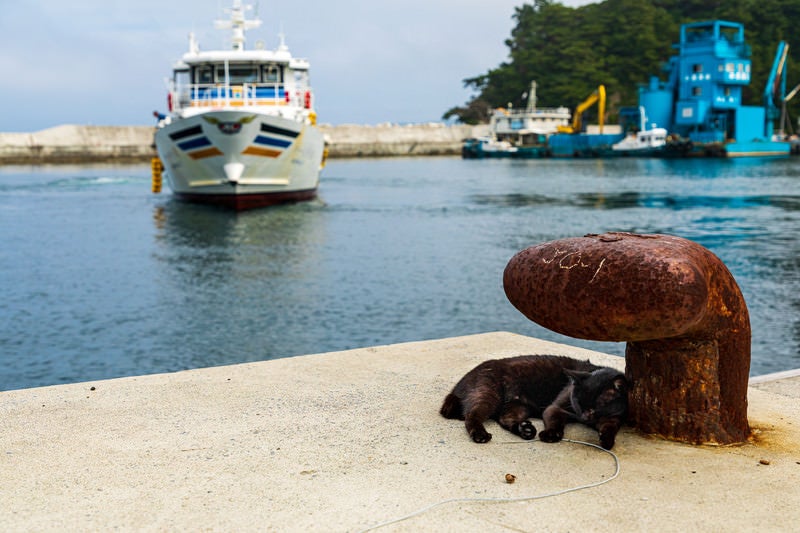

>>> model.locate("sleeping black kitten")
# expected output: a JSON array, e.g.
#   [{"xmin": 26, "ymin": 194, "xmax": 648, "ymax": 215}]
[{"xmin": 440, "ymin": 355, "xmax": 628, "ymax": 449}]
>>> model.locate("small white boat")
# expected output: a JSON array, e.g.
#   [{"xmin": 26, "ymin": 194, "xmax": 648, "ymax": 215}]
[
  {"xmin": 461, "ymin": 136, "xmax": 518, "ymax": 158},
  {"xmin": 153, "ymin": 1, "xmax": 326, "ymax": 210},
  {"xmin": 611, "ymin": 128, "xmax": 668, "ymax": 154},
  {"xmin": 612, "ymin": 107, "xmax": 668, "ymax": 155}
]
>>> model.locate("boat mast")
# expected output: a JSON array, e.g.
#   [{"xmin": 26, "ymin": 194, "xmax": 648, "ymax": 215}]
[{"xmin": 215, "ymin": 0, "xmax": 262, "ymax": 51}]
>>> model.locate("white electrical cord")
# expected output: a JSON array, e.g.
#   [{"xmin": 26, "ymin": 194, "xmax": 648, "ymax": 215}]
[{"xmin": 360, "ymin": 438, "xmax": 620, "ymax": 532}]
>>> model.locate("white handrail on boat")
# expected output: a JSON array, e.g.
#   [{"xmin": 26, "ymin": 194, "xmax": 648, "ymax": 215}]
[{"xmin": 178, "ymin": 82, "xmax": 293, "ymax": 109}]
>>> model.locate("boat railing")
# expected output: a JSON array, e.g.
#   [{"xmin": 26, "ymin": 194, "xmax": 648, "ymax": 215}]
[
  {"xmin": 172, "ymin": 82, "xmax": 313, "ymax": 111},
  {"xmin": 497, "ymin": 106, "xmax": 571, "ymax": 118}
]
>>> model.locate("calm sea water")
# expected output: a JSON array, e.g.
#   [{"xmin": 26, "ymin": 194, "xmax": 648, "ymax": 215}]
[{"xmin": 1, "ymin": 156, "xmax": 798, "ymax": 390}]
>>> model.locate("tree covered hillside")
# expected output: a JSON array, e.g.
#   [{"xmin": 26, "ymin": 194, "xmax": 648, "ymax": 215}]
[{"xmin": 445, "ymin": 0, "xmax": 800, "ymax": 126}]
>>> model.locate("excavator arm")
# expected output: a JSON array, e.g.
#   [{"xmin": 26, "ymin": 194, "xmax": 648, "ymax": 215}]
[
  {"xmin": 557, "ymin": 85, "xmax": 605, "ymax": 133},
  {"xmin": 765, "ymin": 41, "xmax": 788, "ymax": 119},
  {"xmin": 765, "ymin": 41, "xmax": 789, "ymax": 136}
]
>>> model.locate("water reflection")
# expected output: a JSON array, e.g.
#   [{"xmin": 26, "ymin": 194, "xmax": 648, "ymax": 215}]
[
  {"xmin": 154, "ymin": 199, "xmax": 325, "ymax": 267},
  {"xmin": 470, "ymin": 193, "xmax": 562, "ymax": 208},
  {"xmin": 149, "ymin": 199, "xmax": 327, "ymax": 370},
  {"xmin": 638, "ymin": 156, "xmax": 800, "ymax": 178},
  {"xmin": 472, "ymin": 192, "xmax": 800, "ymax": 211},
  {"xmin": 579, "ymin": 193, "xmax": 800, "ymax": 211}
]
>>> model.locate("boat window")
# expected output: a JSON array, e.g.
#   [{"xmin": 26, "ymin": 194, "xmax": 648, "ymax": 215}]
[
  {"xmin": 195, "ymin": 66, "xmax": 214, "ymax": 84},
  {"xmin": 719, "ymin": 26, "xmax": 741, "ymax": 44},
  {"xmin": 216, "ymin": 65, "xmax": 259, "ymax": 83},
  {"xmin": 174, "ymin": 69, "xmax": 190, "ymax": 87},
  {"xmin": 293, "ymin": 69, "xmax": 309, "ymax": 88},
  {"xmin": 263, "ymin": 65, "xmax": 282, "ymax": 83},
  {"xmin": 692, "ymin": 87, "xmax": 702, "ymax": 96},
  {"xmin": 692, "ymin": 64, "xmax": 703, "ymax": 73}
]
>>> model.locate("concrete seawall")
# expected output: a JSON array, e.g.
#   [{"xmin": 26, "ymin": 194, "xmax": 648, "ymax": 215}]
[
  {"xmin": 0, "ymin": 123, "xmax": 489, "ymax": 164},
  {"xmin": 320, "ymin": 123, "xmax": 488, "ymax": 157},
  {"xmin": 0, "ymin": 125, "xmax": 158, "ymax": 165}
]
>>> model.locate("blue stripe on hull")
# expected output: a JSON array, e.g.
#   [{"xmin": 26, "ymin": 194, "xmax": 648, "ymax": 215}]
[
  {"xmin": 178, "ymin": 137, "xmax": 212, "ymax": 151},
  {"xmin": 260, "ymin": 123, "xmax": 299, "ymax": 138},
  {"xmin": 254, "ymin": 135, "xmax": 292, "ymax": 149}
]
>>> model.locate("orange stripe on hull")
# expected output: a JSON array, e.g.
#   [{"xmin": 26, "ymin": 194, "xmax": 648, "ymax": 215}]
[
  {"xmin": 189, "ymin": 147, "xmax": 224, "ymax": 160},
  {"xmin": 242, "ymin": 146, "xmax": 282, "ymax": 158}
]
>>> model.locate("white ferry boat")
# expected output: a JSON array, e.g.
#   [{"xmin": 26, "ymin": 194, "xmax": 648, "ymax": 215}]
[{"xmin": 153, "ymin": 1, "xmax": 326, "ymax": 210}]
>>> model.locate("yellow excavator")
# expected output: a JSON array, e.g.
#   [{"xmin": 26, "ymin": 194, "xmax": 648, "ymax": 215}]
[{"xmin": 556, "ymin": 85, "xmax": 605, "ymax": 134}]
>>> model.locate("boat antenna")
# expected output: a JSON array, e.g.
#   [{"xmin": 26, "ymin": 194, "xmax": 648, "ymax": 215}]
[
  {"xmin": 188, "ymin": 31, "xmax": 200, "ymax": 54},
  {"xmin": 277, "ymin": 22, "xmax": 289, "ymax": 52},
  {"xmin": 215, "ymin": 0, "xmax": 262, "ymax": 52}
]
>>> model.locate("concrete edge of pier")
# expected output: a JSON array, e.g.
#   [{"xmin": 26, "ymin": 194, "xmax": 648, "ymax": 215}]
[{"xmin": 2, "ymin": 331, "xmax": 799, "ymax": 531}]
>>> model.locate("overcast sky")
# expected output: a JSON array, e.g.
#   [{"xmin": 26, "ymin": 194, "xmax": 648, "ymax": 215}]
[{"xmin": 0, "ymin": 1, "xmax": 593, "ymax": 132}]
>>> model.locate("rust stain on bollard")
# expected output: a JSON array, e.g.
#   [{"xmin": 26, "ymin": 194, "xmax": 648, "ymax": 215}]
[{"xmin": 503, "ymin": 232, "xmax": 751, "ymax": 445}]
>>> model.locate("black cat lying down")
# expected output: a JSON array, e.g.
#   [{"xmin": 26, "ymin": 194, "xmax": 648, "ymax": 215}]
[{"xmin": 440, "ymin": 355, "xmax": 628, "ymax": 450}]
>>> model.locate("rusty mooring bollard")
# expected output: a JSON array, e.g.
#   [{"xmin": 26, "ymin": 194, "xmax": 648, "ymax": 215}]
[{"xmin": 503, "ymin": 232, "xmax": 751, "ymax": 445}]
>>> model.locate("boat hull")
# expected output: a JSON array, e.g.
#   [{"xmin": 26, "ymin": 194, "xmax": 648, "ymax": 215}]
[
  {"xmin": 660, "ymin": 140, "xmax": 792, "ymax": 158},
  {"xmin": 611, "ymin": 148, "xmax": 666, "ymax": 157},
  {"xmin": 154, "ymin": 110, "xmax": 325, "ymax": 210},
  {"xmin": 173, "ymin": 188, "xmax": 317, "ymax": 210},
  {"xmin": 722, "ymin": 140, "xmax": 791, "ymax": 157},
  {"xmin": 548, "ymin": 133, "xmax": 625, "ymax": 157}
]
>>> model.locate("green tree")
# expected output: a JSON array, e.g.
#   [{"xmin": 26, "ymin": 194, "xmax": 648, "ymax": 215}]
[{"xmin": 445, "ymin": 0, "xmax": 800, "ymax": 127}]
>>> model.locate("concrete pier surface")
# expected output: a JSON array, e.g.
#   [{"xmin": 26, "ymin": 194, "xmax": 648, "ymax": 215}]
[{"xmin": 2, "ymin": 332, "xmax": 799, "ymax": 532}]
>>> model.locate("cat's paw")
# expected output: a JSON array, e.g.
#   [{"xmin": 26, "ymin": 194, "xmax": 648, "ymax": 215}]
[
  {"xmin": 518, "ymin": 420, "xmax": 536, "ymax": 440},
  {"xmin": 538, "ymin": 428, "xmax": 563, "ymax": 443},
  {"xmin": 470, "ymin": 429, "xmax": 492, "ymax": 443},
  {"xmin": 599, "ymin": 429, "xmax": 616, "ymax": 450}
]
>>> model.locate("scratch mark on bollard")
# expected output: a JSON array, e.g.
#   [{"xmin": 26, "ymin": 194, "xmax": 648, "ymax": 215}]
[
  {"xmin": 589, "ymin": 257, "xmax": 607, "ymax": 284},
  {"xmin": 542, "ymin": 249, "xmax": 566, "ymax": 264}
]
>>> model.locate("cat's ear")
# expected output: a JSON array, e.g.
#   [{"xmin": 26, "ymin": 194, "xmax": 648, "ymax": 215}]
[
  {"xmin": 564, "ymin": 369, "xmax": 591, "ymax": 382},
  {"xmin": 613, "ymin": 376, "xmax": 627, "ymax": 391}
]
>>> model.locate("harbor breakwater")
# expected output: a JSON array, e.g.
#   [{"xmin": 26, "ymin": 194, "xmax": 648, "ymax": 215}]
[{"xmin": 0, "ymin": 123, "xmax": 489, "ymax": 164}]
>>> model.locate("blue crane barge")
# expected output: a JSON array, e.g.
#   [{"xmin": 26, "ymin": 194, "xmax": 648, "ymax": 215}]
[
  {"xmin": 461, "ymin": 20, "xmax": 794, "ymax": 159},
  {"xmin": 639, "ymin": 20, "xmax": 791, "ymax": 157}
]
